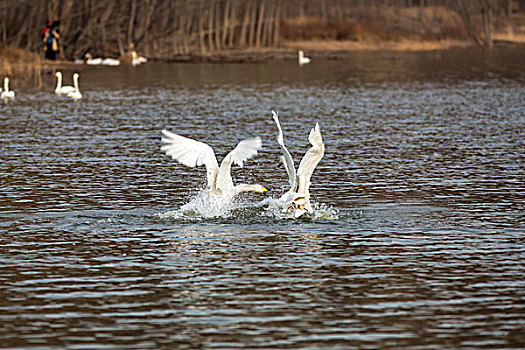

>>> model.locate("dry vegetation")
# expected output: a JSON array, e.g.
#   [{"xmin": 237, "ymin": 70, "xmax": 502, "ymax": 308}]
[
  {"xmin": 280, "ymin": 4, "xmax": 525, "ymax": 51},
  {"xmin": 0, "ymin": 0, "xmax": 523, "ymax": 68},
  {"xmin": 0, "ymin": 46, "xmax": 42, "ymax": 85}
]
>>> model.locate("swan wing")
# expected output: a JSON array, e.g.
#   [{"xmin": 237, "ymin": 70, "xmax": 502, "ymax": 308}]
[
  {"xmin": 160, "ymin": 129, "xmax": 219, "ymax": 191},
  {"xmin": 296, "ymin": 123, "xmax": 324, "ymax": 194},
  {"xmin": 217, "ymin": 137, "xmax": 262, "ymax": 191},
  {"xmin": 271, "ymin": 110, "xmax": 297, "ymax": 190}
]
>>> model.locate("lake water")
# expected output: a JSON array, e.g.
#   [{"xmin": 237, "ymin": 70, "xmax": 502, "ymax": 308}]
[{"xmin": 1, "ymin": 48, "xmax": 524, "ymax": 349}]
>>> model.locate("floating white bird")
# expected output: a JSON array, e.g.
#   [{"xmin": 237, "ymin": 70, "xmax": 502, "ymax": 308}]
[
  {"xmin": 66, "ymin": 73, "xmax": 82, "ymax": 101},
  {"xmin": 84, "ymin": 53, "xmax": 120, "ymax": 66},
  {"xmin": 102, "ymin": 57, "xmax": 120, "ymax": 66},
  {"xmin": 84, "ymin": 53, "xmax": 103, "ymax": 65},
  {"xmin": 1, "ymin": 77, "xmax": 15, "ymax": 99},
  {"xmin": 272, "ymin": 110, "xmax": 324, "ymax": 218},
  {"xmin": 54, "ymin": 71, "xmax": 76, "ymax": 95},
  {"xmin": 161, "ymin": 130, "xmax": 267, "ymax": 198},
  {"xmin": 131, "ymin": 51, "xmax": 148, "ymax": 66},
  {"xmin": 298, "ymin": 50, "xmax": 311, "ymax": 66}
]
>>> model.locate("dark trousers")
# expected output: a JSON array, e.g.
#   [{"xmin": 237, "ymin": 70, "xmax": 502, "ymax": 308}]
[{"xmin": 45, "ymin": 44, "xmax": 57, "ymax": 60}]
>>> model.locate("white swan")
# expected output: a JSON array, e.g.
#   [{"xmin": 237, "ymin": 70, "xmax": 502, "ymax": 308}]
[
  {"xmin": 272, "ymin": 110, "xmax": 324, "ymax": 218},
  {"xmin": 102, "ymin": 57, "xmax": 120, "ymax": 66},
  {"xmin": 298, "ymin": 50, "xmax": 311, "ymax": 66},
  {"xmin": 55, "ymin": 72, "xmax": 76, "ymax": 95},
  {"xmin": 66, "ymin": 73, "xmax": 82, "ymax": 101},
  {"xmin": 131, "ymin": 51, "xmax": 147, "ymax": 66},
  {"xmin": 85, "ymin": 53, "xmax": 103, "ymax": 65},
  {"xmin": 161, "ymin": 130, "xmax": 267, "ymax": 198},
  {"xmin": 1, "ymin": 77, "xmax": 15, "ymax": 99}
]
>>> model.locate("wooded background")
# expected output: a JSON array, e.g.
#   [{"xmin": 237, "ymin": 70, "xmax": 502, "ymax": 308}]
[{"xmin": 1, "ymin": 0, "xmax": 523, "ymax": 59}]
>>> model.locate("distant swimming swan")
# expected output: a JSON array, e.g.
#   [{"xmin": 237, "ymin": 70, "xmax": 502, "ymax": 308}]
[
  {"xmin": 272, "ymin": 110, "xmax": 324, "ymax": 218},
  {"xmin": 102, "ymin": 57, "xmax": 120, "ymax": 66},
  {"xmin": 85, "ymin": 53, "xmax": 120, "ymax": 66},
  {"xmin": 66, "ymin": 73, "xmax": 82, "ymax": 101},
  {"xmin": 85, "ymin": 53, "xmax": 103, "ymax": 65},
  {"xmin": 298, "ymin": 50, "xmax": 311, "ymax": 66},
  {"xmin": 161, "ymin": 129, "xmax": 267, "ymax": 198},
  {"xmin": 131, "ymin": 51, "xmax": 147, "ymax": 66},
  {"xmin": 1, "ymin": 77, "xmax": 15, "ymax": 99},
  {"xmin": 55, "ymin": 72, "xmax": 76, "ymax": 95}
]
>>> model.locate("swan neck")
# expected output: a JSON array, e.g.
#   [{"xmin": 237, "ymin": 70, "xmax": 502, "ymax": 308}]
[{"xmin": 73, "ymin": 75, "xmax": 79, "ymax": 91}]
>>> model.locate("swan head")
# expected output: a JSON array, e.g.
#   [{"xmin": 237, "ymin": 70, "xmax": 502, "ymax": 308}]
[
  {"xmin": 85, "ymin": 53, "xmax": 92, "ymax": 59},
  {"xmin": 55, "ymin": 71, "xmax": 62, "ymax": 78},
  {"xmin": 277, "ymin": 155, "xmax": 285, "ymax": 167},
  {"xmin": 235, "ymin": 184, "xmax": 268, "ymax": 194},
  {"xmin": 250, "ymin": 184, "xmax": 268, "ymax": 194}
]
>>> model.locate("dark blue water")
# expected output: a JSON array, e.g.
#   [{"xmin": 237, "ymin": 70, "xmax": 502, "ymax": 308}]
[{"xmin": 1, "ymin": 48, "xmax": 524, "ymax": 349}]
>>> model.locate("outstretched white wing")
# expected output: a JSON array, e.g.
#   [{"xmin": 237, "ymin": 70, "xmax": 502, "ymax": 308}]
[
  {"xmin": 271, "ymin": 110, "xmax": 297, "ymax": 191},
  {"xmin": 161, "ymin": 129, "xmax": 219, "ymax": 191},
  {"xmin": 296, "ymin": 123, "xmax": 324, "ymax": 194},
  {"xmin": 217, "ymin": 137, "xmax": 262, "ymax": 192}
]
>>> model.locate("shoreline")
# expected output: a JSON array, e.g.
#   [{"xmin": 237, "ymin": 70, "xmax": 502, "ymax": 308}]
[
  {"xmin": 3, "ymin": 38, "xmax": 525, "ymax": 78},
  {"xmin": 148, "ymin": 40, "xmax": 476, "ymax": 63}
]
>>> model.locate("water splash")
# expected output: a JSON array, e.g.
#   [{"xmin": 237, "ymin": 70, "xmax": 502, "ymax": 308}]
[
  {"xmin": 156, "ymin": 190, "xmax": 338, "ymax": 222},
  {"xmin": 157, "ymin": 189, "xmax": 240, "ymax": 220},
  {"xmin": 262, "ymin": 198, "xmax": 339, "ymax": 220}
]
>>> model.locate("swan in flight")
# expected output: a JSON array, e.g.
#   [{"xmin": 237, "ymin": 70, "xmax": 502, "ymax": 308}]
[
  {"xmin": 66, "ymin": 73, "xmax": 82, "ymax": 101},
  {"xmin": 298, "ymin": 50, "xmax": 311, "ymax": 66},
  {"xmin": 1, "ymin": 77, "xmax": 15, "ymax": 99},
  {"xmin": 271, "ymin": 110, "xmax": 324, "ymax": 218},
  {"xmin": 55, "ymin": 72, "xmax": 76, "ymax": 95},
  {"xmin": 131, "ymin": 51, "xmax": 147, "ymax": 66},
  {"xmin": 161, "ymin": 130, "xmax": 267, "ymax": 198}
]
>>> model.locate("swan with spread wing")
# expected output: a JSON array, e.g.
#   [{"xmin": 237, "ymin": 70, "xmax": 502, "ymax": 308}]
[
  {"xmin": 161, "ymin": 130, "xmax": 267, "ymax": 199},
  {"xmin": 271, "ymin": 110, "xmax": 325, "ymax": 218}
]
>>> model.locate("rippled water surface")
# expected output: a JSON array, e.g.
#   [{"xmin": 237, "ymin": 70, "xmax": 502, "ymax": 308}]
[{"xmin": 1, "ymin": 48, "xmax": 524, "ymax": 349}]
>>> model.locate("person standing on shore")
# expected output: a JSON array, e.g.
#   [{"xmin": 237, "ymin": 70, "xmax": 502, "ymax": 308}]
[{"xmin": 42, "ymin": 20, "xmax": 60, "ymax": 60}]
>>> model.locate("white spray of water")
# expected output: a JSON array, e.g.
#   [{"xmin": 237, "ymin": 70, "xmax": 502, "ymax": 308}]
[
  {"xmin": 261, "ymin": 197, "xmax": 339, "ymax": 220},
  {"xmin": 156, "ymin": 190, "xmax": 338, "ymax": 221}
]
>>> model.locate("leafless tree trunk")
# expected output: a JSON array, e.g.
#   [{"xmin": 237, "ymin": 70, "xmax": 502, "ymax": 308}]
[
  {"xmin": 198, "ymin": 0, "xmax": 206, "ymax": 53},
  {"xmin": 255, "ymin": 0, "xmax": 266, "ymax": 47},
  {"xmin": 248, "ymin": 0, "xmax": 257, "ymax": 46},
  {"xmin": 0, "ymin": 0, "xmax": 519, "ymax": 59},
  {"xmin": 227, "ymin": 0, "xmax": 238, "ymax": 48},
  {"xmin": 273, "ymin": 0, "xmax": 281, "ymax": 46},
  {"xmin": 239, "ymin": 0, "xmax": 252, "ymax": 47},
  {"xmin": 127, "ymin": 0, "xmax": 137, "ymax": 50}
]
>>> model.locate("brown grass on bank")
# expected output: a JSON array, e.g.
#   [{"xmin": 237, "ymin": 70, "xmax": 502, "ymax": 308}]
[
  {"xmin": 280, "ymin": 6, "xmax": 525, "ymax": 50},
  {"xmin": 280, "ymin": 7, "xmax": 467, "ymax": 44},
  {"xmin": 0, "ymin": 46, "xmax": 42, "ymax": 87},
  {"xmin": 283, "ymin": 39, "xmax": 471, "ymax": 52}
]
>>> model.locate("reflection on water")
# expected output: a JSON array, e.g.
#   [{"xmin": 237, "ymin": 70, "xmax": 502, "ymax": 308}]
[{"xmin": 0, "ymin": 48, "xmax": 524, "ymax": 349}]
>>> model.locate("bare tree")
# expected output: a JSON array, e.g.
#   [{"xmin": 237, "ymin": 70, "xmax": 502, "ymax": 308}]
[{"xmin": 0, "ymin": 0, "xmax": 520, "ymax": 59}]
